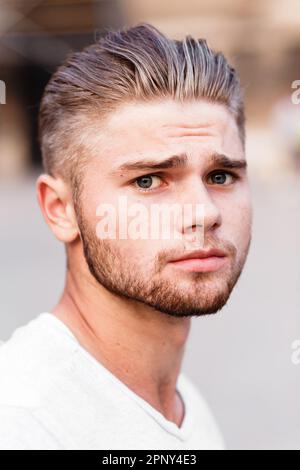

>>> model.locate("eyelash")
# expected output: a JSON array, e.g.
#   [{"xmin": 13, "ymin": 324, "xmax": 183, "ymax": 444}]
[
  {"xmin": 207, "ymin": 170, "xmax": 239, "ymax": 186},
  {"xmin": 130, "ymin": 173, "xmax": 165, "ymax": 193},
  {"xmin": 130, "ymin": 170, "xmax": 240, "ymax": 193}
]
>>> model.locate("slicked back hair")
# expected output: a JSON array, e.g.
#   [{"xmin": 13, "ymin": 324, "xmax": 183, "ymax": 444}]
[{"xmin": 38, "ymin": 22, "xmax": 245, "ymax": 189}]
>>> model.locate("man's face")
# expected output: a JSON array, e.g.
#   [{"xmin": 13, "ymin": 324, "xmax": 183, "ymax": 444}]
[{"xmin": 74, "ymin": 99, "xmax": 252, "ymax": 317}]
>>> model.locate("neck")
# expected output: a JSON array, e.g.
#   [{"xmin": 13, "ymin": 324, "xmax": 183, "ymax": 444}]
[{"xmin": 51, "ymin": 264, "xmax": 191, "ymax": 427}]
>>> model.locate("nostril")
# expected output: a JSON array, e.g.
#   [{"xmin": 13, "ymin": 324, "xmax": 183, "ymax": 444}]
[{"xmin": 185, "ymin": 224, "xmax": 203, "ymax": 233}]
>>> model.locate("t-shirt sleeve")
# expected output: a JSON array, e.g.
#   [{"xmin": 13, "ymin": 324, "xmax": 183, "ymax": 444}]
[{"xmin": 0, "ymin": 406, "xmax": 62, "ymax": 450}]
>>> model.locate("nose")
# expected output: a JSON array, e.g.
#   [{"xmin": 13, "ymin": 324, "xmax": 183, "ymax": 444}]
[{"xmin": 176, "ymin": 177, "xmax": 222, "ymax": 239}]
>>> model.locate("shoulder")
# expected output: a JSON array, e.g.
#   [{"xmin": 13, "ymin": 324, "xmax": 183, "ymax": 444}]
[
  {"xmin": 0, "ymin": 405, "xmax": 62, "ymax": 449},
  {"xmin": 0, "ymin": 313, "xmax": 79, "ymax": 408}
]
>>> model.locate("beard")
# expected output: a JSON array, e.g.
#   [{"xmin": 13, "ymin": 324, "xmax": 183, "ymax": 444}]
[{"xmin": 75, "ymin": 205, "xmax": 251, "ymax": 318}]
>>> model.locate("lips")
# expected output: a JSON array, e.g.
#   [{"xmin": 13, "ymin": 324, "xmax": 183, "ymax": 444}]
[
  {"xmin": 170, "ymin": 248, "xmax": 227, "ymax": 262},
  {"xmin": 169, "ymin": 248, "xmax": 228, "ymax": 273}
]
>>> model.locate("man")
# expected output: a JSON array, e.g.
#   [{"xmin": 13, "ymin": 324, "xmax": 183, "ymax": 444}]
[{"xmin": 0, "ymin": 23, "xmax": 252, "ymax": 449}]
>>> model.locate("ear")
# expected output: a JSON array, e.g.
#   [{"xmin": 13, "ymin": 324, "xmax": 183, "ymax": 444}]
[{"xmin": 36, "ymin": 174, "xmax": 79, "ymax": 243}]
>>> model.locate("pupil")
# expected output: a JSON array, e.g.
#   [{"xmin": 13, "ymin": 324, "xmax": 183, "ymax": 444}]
[
  {"xmin": 213, "ymin": 173, "xmax": 226, "ymax": 184},
  {"xmin": 138, "ymin": 176, "xmax": 152, "ymax": 188}
]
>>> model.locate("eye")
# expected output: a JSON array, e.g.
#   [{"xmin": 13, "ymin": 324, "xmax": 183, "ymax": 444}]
[
  {"xmin": 207, "ymin": 171, "xmax": 237, "ymax": 186},
  {"xmin": 132, "ymin": 174, "xmax": 164, "ymax": 192}
]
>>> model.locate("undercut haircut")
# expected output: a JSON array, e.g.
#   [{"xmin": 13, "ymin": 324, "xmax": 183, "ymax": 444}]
[{"xmin": 38, "ymin": 22, "xmax": 245, "ymax": 192}]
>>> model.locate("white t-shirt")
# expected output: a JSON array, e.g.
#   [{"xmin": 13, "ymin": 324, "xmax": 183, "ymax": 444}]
[{"xmin": 0, "ymin": 312, "xmax": 225, "ymax": 450}]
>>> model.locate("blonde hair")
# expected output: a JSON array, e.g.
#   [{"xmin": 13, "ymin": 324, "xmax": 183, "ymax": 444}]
[{"xmin": 39, "ymin": 22, "xmax": 245, "ymax": 185}]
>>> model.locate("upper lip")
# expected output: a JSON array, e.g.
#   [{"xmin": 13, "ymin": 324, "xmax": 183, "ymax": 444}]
[{"xmin": 170, "ymin": 248, "xmax": 227, "ymax": 262}]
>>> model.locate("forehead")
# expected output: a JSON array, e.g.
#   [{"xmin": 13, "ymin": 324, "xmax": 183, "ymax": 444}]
[{"xmin": 87, "ymin": 99, "xmax": 243, "ymax": 168}]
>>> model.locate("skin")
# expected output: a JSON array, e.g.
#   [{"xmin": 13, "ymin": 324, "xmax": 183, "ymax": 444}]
[{"xmin": 36, "ymin": 98, "xmax": 252, "ymax": 428}]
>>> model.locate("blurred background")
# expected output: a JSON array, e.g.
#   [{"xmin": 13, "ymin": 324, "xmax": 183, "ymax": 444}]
[{"xmin": 0, "ymin": 0, "xmax": 299, "ymax": 450}]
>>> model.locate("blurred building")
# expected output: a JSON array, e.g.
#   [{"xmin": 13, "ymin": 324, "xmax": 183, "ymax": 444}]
[
  {"xmin": 0, "ymin": 0, "xmax": 299, "ymax": 178},
  {"xmin": 0, "ymin": 0, "xmax": 125, "ymax": 176}
]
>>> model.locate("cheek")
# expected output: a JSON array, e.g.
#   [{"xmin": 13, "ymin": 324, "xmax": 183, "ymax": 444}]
[
  {"xmin": 116, "ymin": 238, "xmax": 164, "ymax": 258},
  {"xmin": 80, "ymin": 183, "xmax": 122, "ymax": 236},
  {"xmin": 220, "ymin": 191, "xmax": 252, "ymax": 248},
  {"xmin": 108, "ymin": 239, "xmax": 159, "ymax": 275}
]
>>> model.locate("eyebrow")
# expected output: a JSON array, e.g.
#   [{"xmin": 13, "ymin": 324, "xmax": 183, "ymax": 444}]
[{"xmin": 109, "ymin": 152, "xmax": 247, "ymax": 176}]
